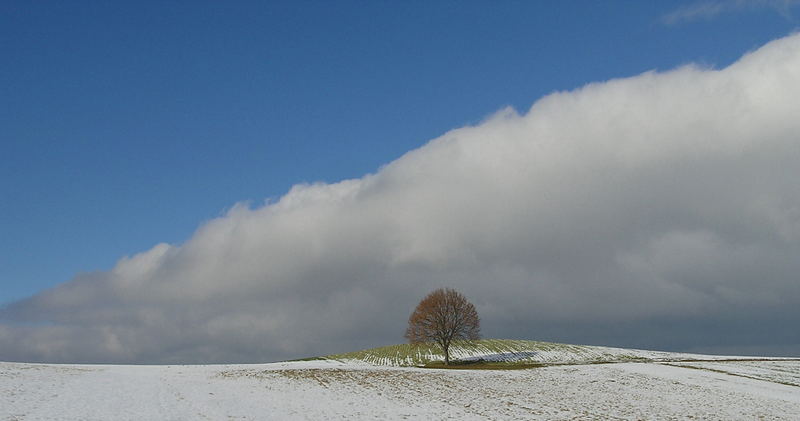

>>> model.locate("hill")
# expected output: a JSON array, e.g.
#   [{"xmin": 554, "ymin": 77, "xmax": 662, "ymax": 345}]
[
  {"xmin": 321, "ymin": 338, "xmax": 773, "ymax": 367},
  {"xmin": 3, "ymin": 340, "xmax": 799, "ymax": 419}
]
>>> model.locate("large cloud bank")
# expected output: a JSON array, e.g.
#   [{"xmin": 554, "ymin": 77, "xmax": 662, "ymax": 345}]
[{"xmin": 3, "ymin": 34, "xmax": 800, "ymax": 363}]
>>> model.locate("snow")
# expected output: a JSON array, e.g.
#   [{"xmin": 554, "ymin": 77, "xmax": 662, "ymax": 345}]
[{"xmin": 3, "ymin": 358, "xmax": 800, "ymax": 420}]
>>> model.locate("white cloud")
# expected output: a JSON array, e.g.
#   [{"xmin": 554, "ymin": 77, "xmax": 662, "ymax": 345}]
[{"xmin": 3, "ymin": 34, "xmax": 800, "ymax": 363}]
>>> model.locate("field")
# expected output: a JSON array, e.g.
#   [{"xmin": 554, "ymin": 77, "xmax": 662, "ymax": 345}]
[
  {"xmin": 320, "ymin": 339, "xmax": 759, "ymax": 366},
  {"xmin": 3, "ymin": 340, "xmax": 800, "ymax": 420}
]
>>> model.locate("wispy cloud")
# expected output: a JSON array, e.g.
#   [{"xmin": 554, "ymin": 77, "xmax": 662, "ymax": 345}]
[
  {"xmin": 661, "ymin": 0, "xmax": 800, "ymax": 25},
  {"xmin": 2, "ymin": 34, "xmax": 800, "ymax": 364}
]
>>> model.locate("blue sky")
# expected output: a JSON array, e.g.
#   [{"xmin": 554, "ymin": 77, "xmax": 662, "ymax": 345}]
[
  {"xmin": 3, "ymin": 1, "xmax": 800, "ymax": 363},
  {"xmin": 1, "ymin": 1, "xmax": 798, "ymax": 305}
]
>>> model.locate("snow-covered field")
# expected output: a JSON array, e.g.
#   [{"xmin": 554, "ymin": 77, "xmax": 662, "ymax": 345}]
[{"xmin": 3, "ymin": 343, "xmax": 800, "ymax": 420}]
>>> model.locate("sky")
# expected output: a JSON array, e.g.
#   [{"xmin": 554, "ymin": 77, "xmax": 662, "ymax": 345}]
[{"xmin": 1, "ymin": 1, "xmax": 800, "ymax": 363}]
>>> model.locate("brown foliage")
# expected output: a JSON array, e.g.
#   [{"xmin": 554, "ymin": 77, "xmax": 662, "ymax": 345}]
[{"xmin": 405, "ymin": 288, "xmax": 481, "ymax": 365}]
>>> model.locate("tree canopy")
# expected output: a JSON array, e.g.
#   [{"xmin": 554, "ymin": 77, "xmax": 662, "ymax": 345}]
[{"xmin": 405, "ymin": 288, "xmax": 481, "ymax": 365}]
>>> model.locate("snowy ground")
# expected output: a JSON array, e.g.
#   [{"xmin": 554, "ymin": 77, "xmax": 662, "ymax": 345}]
[{"xmin": 3, "ymin": 358, "xmax": 800, "ymax": 420}]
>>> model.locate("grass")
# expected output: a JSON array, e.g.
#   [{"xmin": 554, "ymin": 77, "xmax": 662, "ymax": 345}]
[
  {"xmin": 321, "ymin": 338, "xmax": 651, "ymax": 368},
  {"xmin": 299, "ymin": 338, "xmax": 800, "ymax": 371}
]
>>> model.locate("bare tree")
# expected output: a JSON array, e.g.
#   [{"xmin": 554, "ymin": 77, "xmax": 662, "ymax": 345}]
[{"xmin": 405, "ymin": 288, "xmax": 481, "ymax": 365}]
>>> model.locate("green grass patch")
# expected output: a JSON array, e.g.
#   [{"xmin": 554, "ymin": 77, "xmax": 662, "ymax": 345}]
[
  {"xmin": 323, "ymin": 338, "xmax": 597, "ymax": 367},
  {"xmin": 298, "ymin": 338, "xmax": 797, "ymax": 370}
]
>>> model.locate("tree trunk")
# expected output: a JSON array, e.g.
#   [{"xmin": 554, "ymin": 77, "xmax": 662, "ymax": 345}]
[{"xmin": 444, "ymin": 345, "xmax": 450, "ymax": 365}]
